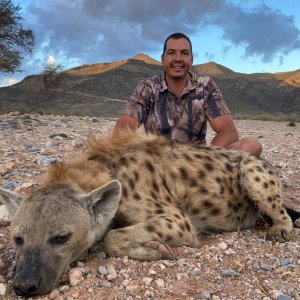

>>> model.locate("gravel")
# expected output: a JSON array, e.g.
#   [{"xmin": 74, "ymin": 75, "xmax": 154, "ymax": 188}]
[{"xmin": 0, "ymin": 112, "xmax": 299, "ymax": 299}]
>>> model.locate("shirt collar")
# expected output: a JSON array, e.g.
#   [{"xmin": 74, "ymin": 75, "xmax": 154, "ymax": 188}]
[{"xmin": 160, "ymin": 71, "xmax": 197, "ymax": 94}]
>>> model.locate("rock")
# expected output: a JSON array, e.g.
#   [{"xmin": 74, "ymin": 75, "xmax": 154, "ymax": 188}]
[
  {"xmin": 294, "ymin": 218, "xmax": 300, "ymax": 228},
  {"xmin": 148, "ymin": 269, "xmax": 157, "ymax": 275},
  {"xmin": 59, "ymin": 285, "xmax": 70, "ymax": 293},
  {"xmin": 220, "ymin": 268, "xmax": 240, "ymax": 277},
  {"xmin": 99, "ymin": 280, "xmax": 113, "ymax": 288},
  {"xmin": 49, "ymin": 289, "xmax": 60, "ymax": 299},
  {"xmin": 0, "ymin": 283, "xmax": 6, "ymax": 296},
  {"xmin": 24, "ymin": 144, "xmax": 40, "ymax": 152},
  {"xmin": 36, "ymin": 156, "xmax": 58, "ymax": 166},
  {"xmin": 259, "ymin": 263, "xmax": 272, "ymax": 271},
  {"xmin": 275, "ymin": 161, "xmax": 286, "ymax": 168},
  {"xmin": 155, "ymin": 278, "xmax": 165, "ymax": 288},
  {"xmin": 21, "ymin": 181, "xmax": 36, "ymax": 188},
  {"xmin": 142, "ymin": 277, "xmax": 153, "ymax": 285},
  {"xmin": 69, "ymin": 268, "xmax": 84, "ymax": 286},
  {"xmin": 107, "ymin": 273, "xmax": 118, "ymax": 281},
  {"xmin": 2, "ymin": 181, "xmax": 16, "ymax": 190},
  {"xmin": 107, "ymin": 264, "xmax": 117, "ymax": 275},
  {"xmin": 268, "ymin": 289, "xmax": 283, "ymax": 299},
  {"xmin": 2, "ymin": 162, "xmax": 15, "ymax": 170},
  {"xmin": 98, "ymin": 266, "xmax": 108, "ymax": 276},
  {"xmin": 277, "ymin": 296, "xmax": 292, "ymax": 300},
  {"xmin": 217, "ymin": 242, "xmax": 228, "ymax": 250},
  {"xmin": 280, "ymin": 258, "xmax": 295, "ymax": 268},
  {"xmin": 190, "ymin": 268, "xmax": 201, "ymax": 276},
  {"xmin": 49, "ymin": 133, "xmax": 69, "ymax": 139},
  {"xmin": 0, "ymin": 205, "xmax": 10, "ymax": 221},
  {"xmin": 7, "ymin": 111, "xmax": 21, "ymax": 116},
  {"xmin": 201, "ymin": 291, "xmax": 212, "ymax": 300}
]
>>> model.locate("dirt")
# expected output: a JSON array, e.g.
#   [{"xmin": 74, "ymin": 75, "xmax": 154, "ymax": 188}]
[{"xmin": 0, "ymin": 112, "xmax": 299, "ymax": 300}]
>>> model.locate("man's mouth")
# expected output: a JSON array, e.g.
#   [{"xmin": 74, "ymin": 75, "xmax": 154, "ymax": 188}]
[{"xmin": 171, "ymin": 65, "xmax": 184, "ymax": 69}]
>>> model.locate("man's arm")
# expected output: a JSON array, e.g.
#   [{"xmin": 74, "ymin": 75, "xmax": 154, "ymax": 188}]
[
  {"xmin": 209, "ymin": 114, "xmax": 239, "ymax": 147},
  {"xmin": 112, "ymin": 114, "xmax": 140, "ymax": 135}
]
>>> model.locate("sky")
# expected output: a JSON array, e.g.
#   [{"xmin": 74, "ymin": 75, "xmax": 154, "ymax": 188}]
[{"xmin": 1, "ymin": 0, "xmax": 300, "ymax": 87}]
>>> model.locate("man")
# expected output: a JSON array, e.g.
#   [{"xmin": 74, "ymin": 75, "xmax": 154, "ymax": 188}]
[{"xmin": 114, "ymin": 32, "xmax": 262, "ymax": 157}]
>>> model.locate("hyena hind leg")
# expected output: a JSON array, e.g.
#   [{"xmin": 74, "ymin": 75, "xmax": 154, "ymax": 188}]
[{"xmin": 240, "ymin": 158, "xmax": 293, "ymax": 242}]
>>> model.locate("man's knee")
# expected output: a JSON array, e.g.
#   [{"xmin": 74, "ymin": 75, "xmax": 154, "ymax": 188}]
[
  {"xmin": 243, "ymin": 137, "xmax": 262, "ymax": 157},
  {"xmin": 227, "ymin": 137, "xmax": 262, "ymax": 157}
]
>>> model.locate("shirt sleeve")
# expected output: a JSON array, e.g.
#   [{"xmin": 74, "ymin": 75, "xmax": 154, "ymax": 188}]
[
  {"xmin": 122, "ymin": 80, "xmax": 152, "ymax": 124},
  {"xmin": 203, "ymin": 77, "xmax": 231, "ymax": 120}
]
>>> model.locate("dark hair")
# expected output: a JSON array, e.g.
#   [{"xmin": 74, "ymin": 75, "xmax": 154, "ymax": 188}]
[{"xmin": 162, "ymin": 32, "xmax": 193, "ymax": 56}]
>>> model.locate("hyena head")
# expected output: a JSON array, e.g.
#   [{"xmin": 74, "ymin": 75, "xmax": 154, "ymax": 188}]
[{"xmin": 0, "ymin": 180, "xmax": 121, "ymax": 296}]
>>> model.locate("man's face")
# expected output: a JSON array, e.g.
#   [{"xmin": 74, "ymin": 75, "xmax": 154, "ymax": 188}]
[{"xmin": 161, "ymin": 37, "xmax": 193, "ymax": 80}]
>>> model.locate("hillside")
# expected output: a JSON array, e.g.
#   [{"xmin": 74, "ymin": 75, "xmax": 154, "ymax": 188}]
[
  {"xmin": 274, "ymin": 69, "xmax": 300, "ymax": 87},
  {"xmin": 0, "ymin": 54, "xmax": 299, "ymax": 120},
  {"xmin": 193, "ymin": 62, "xmax": 238, "ymax": 77}
]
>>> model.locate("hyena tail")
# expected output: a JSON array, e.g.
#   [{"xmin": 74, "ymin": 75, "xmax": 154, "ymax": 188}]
[{"xmin": 284, "ymin": 206, "xmax": 300, "ymax": 223}]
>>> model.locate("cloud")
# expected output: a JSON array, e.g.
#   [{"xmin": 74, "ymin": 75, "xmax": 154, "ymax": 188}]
[
  {"xmin": 0, "ymin": 78, "xmax": 19, "ymax": 87},
  {"xmin": 19, "ymin": 0, "xmax": 300, "ymax": 70},
  {"xmin": 205, "ymin": 52, "xmax": 215, "ymax": 61},
  {"xmin": 211, "ymin": 3, "xmax": 300, "ymax": 62},
  {"xmin": 222, "ymin": 45, "xmax": 231, "ymax": 58}
]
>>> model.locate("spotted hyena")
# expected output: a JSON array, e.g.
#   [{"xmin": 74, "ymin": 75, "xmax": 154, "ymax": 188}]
[{"xmin": 0, "ymin": 131, "xmax": 298, "ymax": 296}]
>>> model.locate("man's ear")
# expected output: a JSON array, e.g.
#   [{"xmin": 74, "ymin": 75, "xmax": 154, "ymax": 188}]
[
  {"xmin": 0, "ymin": 188, "xmax": 23, "ymax": 218},
  {"xmin": 81, "ymin": 180, "xmax": 121, "ymax": 225}
]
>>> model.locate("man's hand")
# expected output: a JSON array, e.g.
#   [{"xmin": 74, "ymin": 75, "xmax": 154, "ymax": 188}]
[{"xmin": 112, "ymin": 114, "xmax": 140, "ymax": 136}]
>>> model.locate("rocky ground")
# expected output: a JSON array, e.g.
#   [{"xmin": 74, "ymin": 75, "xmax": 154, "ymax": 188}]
[{"xmin": 0, "ymin": 112, "xmax": 299, "ymax": 300}]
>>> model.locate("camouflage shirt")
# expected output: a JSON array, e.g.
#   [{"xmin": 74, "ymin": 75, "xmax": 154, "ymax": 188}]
[{"xmin": 123, "ymin": 72, "xmax": 230, "ymax": 145}]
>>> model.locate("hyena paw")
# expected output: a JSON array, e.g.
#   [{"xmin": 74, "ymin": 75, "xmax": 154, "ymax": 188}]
[
  {"xmin": 144, "ymin": 241, "xmax": 174, "ymax": 258},
  {"xmin": 266, "ymin": 226, "xmax": 291, "ymax": 242}
]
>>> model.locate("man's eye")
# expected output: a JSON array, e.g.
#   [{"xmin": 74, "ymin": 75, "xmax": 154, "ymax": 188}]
[
  {"xmin": 49, "ymin": 233, "xmax": 71, "ymax": 245},
  {"xmin": 14, "ymin": 236, "xmax": 24, "ymax": 246}
]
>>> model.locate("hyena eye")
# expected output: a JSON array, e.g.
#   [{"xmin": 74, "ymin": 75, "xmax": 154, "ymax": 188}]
[
  {"xmin": 14, "ymin": 236, "xmax": 24, "ymax": 246},
  {"xmin": 49, "ymin": 233, "xmax": 72, "ymax": 245}
]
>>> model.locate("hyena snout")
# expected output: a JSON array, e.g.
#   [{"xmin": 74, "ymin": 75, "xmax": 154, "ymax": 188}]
[
  {"xmin": 13, "ymin": 248, "xmax": 57, "ymax": 296},
  {"xmin": 14, "ymin": 274, "xmax": 41, "ymax": 297}
]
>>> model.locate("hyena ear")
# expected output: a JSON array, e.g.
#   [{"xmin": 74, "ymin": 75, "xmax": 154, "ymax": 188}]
[
  {"xmin": 81, "ymin": 180, "xmax": 122, "ymax": 225},
  {"xmin": 0, "ymin": 188, "xmax": 24, "ymax": 218}
]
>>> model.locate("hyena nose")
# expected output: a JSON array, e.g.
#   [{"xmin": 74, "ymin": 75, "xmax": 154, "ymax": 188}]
[{"xmin": 13, "ymin": 279, "xmax": 41, "ymax": 297}]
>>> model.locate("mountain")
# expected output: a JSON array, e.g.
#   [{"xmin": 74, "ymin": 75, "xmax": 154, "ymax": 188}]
[
  {"xmin": 0, "ymin": 54, "xmax": 299, "ymax": 120},
  {"xmin": 274, "ymin": 69, "xmax": 300, "ymax": 87},
  {"xmin": 132, "ymin": 53, "xmax": 161, "ymax": 65},
  {"xmin": 193, "ymin": 61, "xmax": 238, "ymax": 77}
]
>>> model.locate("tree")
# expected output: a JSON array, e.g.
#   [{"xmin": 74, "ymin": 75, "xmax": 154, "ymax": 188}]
[
  {"xmin": 0, "ymin": 0, "xmax": 35, "ymax": 74},
  {"xmin": 37, "ymin": 61, "xmax": 63, "ymax": 114}
]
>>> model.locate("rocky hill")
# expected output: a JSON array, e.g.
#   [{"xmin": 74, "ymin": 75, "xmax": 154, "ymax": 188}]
[{"xmin": 0, "ymin": 54, "xmax": 299, "ymax": 120}]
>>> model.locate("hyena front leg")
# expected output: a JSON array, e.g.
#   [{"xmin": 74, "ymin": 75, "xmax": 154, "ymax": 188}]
[
  {"xmin": 240, "ymin": 158, "xmax": 293, "ymax": 242},
  {"xmin": 104, "ymin": 212, "xmax": 198, "ymax": 260}
]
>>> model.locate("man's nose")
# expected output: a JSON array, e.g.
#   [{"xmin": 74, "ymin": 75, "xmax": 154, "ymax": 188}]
[{"xmin": 174, "ymin": 52, "xmax": 183, "ymax": 61}]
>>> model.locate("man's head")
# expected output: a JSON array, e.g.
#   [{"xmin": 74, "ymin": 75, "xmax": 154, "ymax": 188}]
[
  {"xmin": 162, "ymin": 32, "xmax": 193, "ymax": 57},
  {"xmin": 161, "ymin": 32, "xmax": 193, "ymax": 81}
]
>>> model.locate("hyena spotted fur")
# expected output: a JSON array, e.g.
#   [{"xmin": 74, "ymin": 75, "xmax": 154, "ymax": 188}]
[
  {"xmin": 0, "ymin": 131, "xmax": 297, "ymax": 296},
  {"xmin": 48, "ymin": 131, "xmax": 292, "ymax": 259}
]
